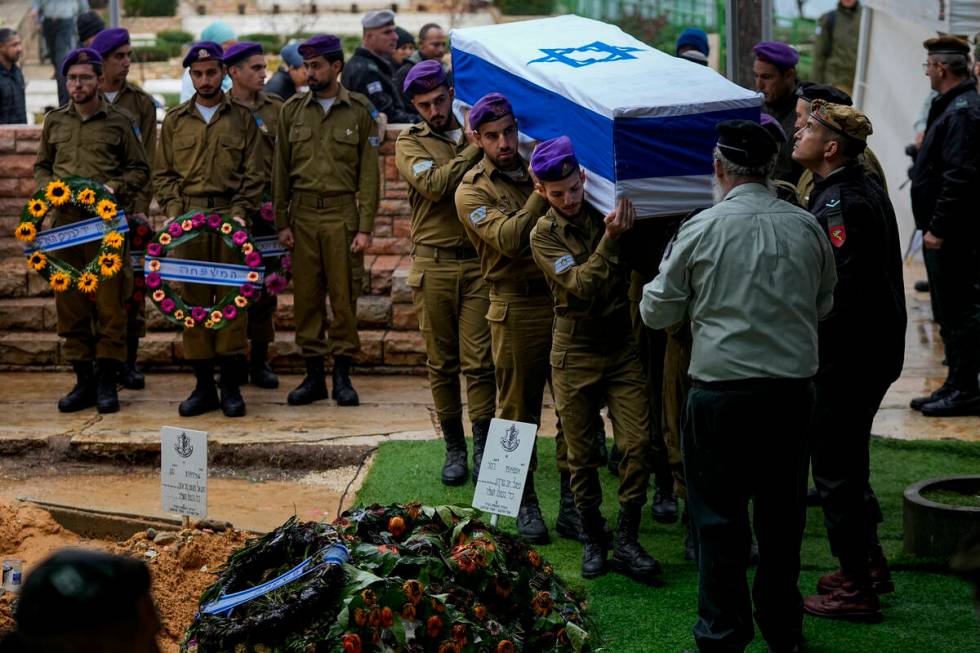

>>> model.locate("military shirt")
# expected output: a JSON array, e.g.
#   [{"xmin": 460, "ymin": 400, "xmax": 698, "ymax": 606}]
[
  {"xmin": 34, "ymin": 98, "xmax": 150, "ymax": 213},
  {"xmin": 812, "ymin": 2, "xmax": 861, "ymax": 92},
  {"xmin": 233, "ymin": 91, "xmax": 282, "ymax": 195},
  {"xmin": 796, "ymin": 146, "xmax": 886, "ymax": 207},
  {"xmin": 108, "ymin": 82, "xmax": 157, "ymax": 214},
  {"xmin": 343, "ymin": 47, "xmax": 419, "ymax": 124},
  {"xmin": 395, "ymin": 120, "xmax": 482, "ymax": 249},
  {"xmin": 454, "ymin": 154, "xmax": 551, "ymax": 288},
  {"xmin": 530, "ymin": 205, "xmax": 630, "ymax": 321},
  {"xmin": 154, "ymin": 92, "xmax": 263, "ymax": 219},
  {"xmin": 272, "ymin": 86, "xmax": 380, "ymax": 232},
  {"xmin": 640, "ymin": 183, "xmax": 837, "ymax": 382}
]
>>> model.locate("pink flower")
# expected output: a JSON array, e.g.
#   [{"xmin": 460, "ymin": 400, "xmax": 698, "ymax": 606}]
[
  {"xmin": 191, "ymin": 306, "xmax": 208, "ymax": 322},
  {"xmin": 232, "ymin": 230, "xmax": 248, "ymax": 246},
  {"xmin": 207, "ymin": 214, "xmax": 222, "ymax": 229},
  {"xmin": 191, "ymin": 212, "xmax": 207, "ymax": 228},
  {"xmin": 223, "ymin": 305, "xmax": 237, "ymax": 320},
  {"xmin": 239, "ymin": 283, "xmax": 255, "ymax": 298},
  {"xmin": 167, "ymin": 223, "xmax": 183, "ymax": 238},
  {"xmin": 264, "ymin": 273, "xmax": 287, "ymax": 294},
  {"xmin": 281, "ymin": 254, "xmax": 292, "ymax": 273},
  {"xmin": 147, "ymin": 243, "xmax": 162, "ymax": 256},
  {"xmin": 160, "ymin": 298, "xmax": 175, "ymax": 313},
  {"xmin": 245, "ymin": 251, "xmax": 262, "ymax": 267},
  {"xmin": 145, "ymin": 272, "xmax": 161, "ymax": 289},
  {"xmin": 260, "ymin": 201, "xmax": 274, "ymax": 223}
]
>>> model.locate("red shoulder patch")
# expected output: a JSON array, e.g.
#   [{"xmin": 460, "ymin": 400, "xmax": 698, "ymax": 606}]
[{"xmin": 829, "ymin": 225, "xmax": 846, "ymax": 248}]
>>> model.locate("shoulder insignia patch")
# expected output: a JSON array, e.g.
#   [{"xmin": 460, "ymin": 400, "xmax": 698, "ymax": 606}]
[
  {"xmin": 554, "ymin": 254, "xmax": 575, "ymax": 275},
  {"xmin": 469, "ymin": 206, "xmax": 487, "ymax": 225},
  {"xmin": 413, "ymin": 160, "xmax": 434, "ymax": 176},
  {"xmin": 825, "ymin": 199, "xmax": 840, "ymax": 209},
  {"xmin": 367, "ymin": 81, "xmax": 383, "ymax": 95},
  {"xmin": 368, "ymin": 135, "xmax": 380, "ymax": 147},
  {"xmin": 829, "ymin": 225, "xmax": 846, "ymax": 248}
]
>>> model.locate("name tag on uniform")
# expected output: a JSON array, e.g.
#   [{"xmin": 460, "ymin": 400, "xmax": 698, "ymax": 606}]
[
  {"xmin": 413, "ymin": 160, "xmax": 434, "ymax": 176},
  {"xmin": 554, "ymin": 254, "xmax": 575, "ymax": 274},
  {"xmin": 469, "ymin": 206, "xmax": 487, "ymax": 225},
  {"xmin": 367, "ymin": 81, "xmax": 383, "ymax": 94}
]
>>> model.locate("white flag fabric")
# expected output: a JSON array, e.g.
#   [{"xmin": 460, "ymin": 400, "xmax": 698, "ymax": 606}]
[{"xmin": 451, "ymin": 15, "xmax": 763, "ymax": 217}]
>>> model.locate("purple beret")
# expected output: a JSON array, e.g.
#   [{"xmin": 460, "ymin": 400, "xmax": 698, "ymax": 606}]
[
  {"xmin": 224, "ymin": 41, "xmax": 264, "ymax": 67},
  {"xmin": 403, "ymin": 59, "xmax": 447, "ymax": 97},
  {"xmin": 61, "ymin": 48, "xmax": 102, "ymax": 77},
  {"xmin": 183, "ymin": 41, "xmax": 224, "ymax": 68},
  {"xmin": 89, "ymin": 28, "xmax": 129, "ymax": 55},
  {"xmin": 759, "ymin": 113, "xmax": 787, "ymax": 143},
  {"xmin": 530, "ymin": 136, "xmax": 579, "ymax": 182},
  {"xmin": 753, "ymin": 41, "xmax": 799, "ymax": 71},
  {"xmin": 470, "ymin": 93, "xmax": 513, "ymax": 131},
  {"xmin": 299, "ymin": 34, "xmax": 343, "ymax": 59}
]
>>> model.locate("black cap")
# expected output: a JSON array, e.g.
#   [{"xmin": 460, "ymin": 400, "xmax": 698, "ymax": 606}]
[
  {"xmin": 796, "ymin": 82, "xmax": 853, "ymax": 106},
  {"xmin": 716, "ymin": 119, "xmax": 778, "ymax": 168},
  {"xmin": 14, "ymin": 550, "xmax": 151, "ymax": 637},
  {"xmin": 396, "ymin": 26, "xmax": 415, "ymax": 49},
  {"xmin": 76, "ymin": 11, "xmax": 105, "ymax": 44}
]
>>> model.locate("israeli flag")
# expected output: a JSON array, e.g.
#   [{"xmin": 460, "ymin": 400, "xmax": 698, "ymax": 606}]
[{"xmin": 451, "ymin": 15, "xmax": 763, "ymax": 217}]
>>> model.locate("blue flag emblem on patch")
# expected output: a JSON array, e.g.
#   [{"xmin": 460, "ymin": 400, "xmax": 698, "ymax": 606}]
[
  {"xmin": 555, "ymin": 254, "xmax": 575, "ymax": 274},
  {"xmin": 413, "ymin": 160, "xmax": 434, "ymax": 176},
  {"xmin": 528, "ymin": 41, "xmax": 645, "ymax": 68},
  {"xmin": 469, "ymin": 206, "xmax": 488, "ymax": 225}
]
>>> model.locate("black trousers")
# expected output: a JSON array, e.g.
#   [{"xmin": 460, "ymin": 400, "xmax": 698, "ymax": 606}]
[
  {"xmin": 682, "ymin": 378, "xmax": 813, "ymax": 653},
  {"xmin": 923, "ymin": 240, "xmax": 980, "ymax": 391},
  {"xmin": 811, "ymin": 375, "xmax": 890, "ymax": 581}
]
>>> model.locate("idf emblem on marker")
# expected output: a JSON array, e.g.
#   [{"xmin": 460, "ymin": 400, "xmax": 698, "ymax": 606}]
[
  {"xmin": 500, "ymin": 424, "xmax": 521, "ymax": 452},
  {"xmin": 174, "ymin": 431, "xmax": 194, "ymax": 458}
]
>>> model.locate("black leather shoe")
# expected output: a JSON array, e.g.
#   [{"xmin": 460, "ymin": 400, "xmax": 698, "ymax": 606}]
[
  {"xmin": 440, "ymin": 417, "xmax": 468, "ymax": 486},
  {"xmin": 555, "ymin": 472, "xmax": 586, "ymax": 542},
  {"xmin": 58, "ymin": 361, "xmax": 96, "ymax": 413},
  {"xmin": 471, "ymin": 419, "xmax": 490, "ymax": 483},
  {"xmin": 331, "ymin": 355, "xmax": 360, "ymax": 406},
  {"xmin": 218, "ymin": 356, "xmax": 246, "ymax": 417},
  {"xmin": 910, "ymin": 383, "xmax": 954, "ymax": 411},
  {"xmin": 118, "ymin": 335, "xmax": 145, "ymax": 390},
  {"xmin": 651, "ymin": 485, "xmax": 679, "ymax": 524},
  {"xmin": 287, "ymin": 357, "xmax": 329, "ymax": 405},
  {"xmin": 95, "ymin": 359, "xmax": 120, "ymax": 414},
  {"xmin": 248, "ymin": 341, "xmax": 279, "ymax": 389},
  {"xmin": 517, "ymin": 477, "xmax": 549, "ymax": 544},
  {"xmin": 179, "ymin": 360, "xmax": 220, "ymax": 417},
  {"xmin": 610, "ymin": 507, "xmax": 662, "ymax": 585},
  {"xmin": 921, "ymin": 389, "xmax": 980, "ymax": 417}
]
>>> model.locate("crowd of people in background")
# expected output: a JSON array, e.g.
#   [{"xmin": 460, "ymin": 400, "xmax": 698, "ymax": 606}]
[{"xmin": 0, "ymin": 4, "xmax": 978, "ymax": 653}]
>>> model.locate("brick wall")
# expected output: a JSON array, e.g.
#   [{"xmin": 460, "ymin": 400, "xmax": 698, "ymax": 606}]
[{"xmin": 0, "ymin": 125, "xmax": 427, "ymax": 372}]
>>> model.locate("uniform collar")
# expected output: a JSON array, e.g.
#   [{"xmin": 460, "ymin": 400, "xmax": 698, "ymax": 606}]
[
  {"xmin": 301, "ymin": 85, "xmax": 352, "ymax": 109},
  {"xmin": 411, "ymin": 118, "xmax": 463, "ymax": 143},
  {"xmin": 67, "ymin": 96, "xmax": 110, "ymax": 120},
  {"xmin": 356, "ymin": 47, "xmax": 393, "ymax": 72},
  {"xmin": 180, "ymin": 91, "xmax": 233, "ymax": 118},
  {"xmin": 548, "ymin": 204, "xmax": 599, "ymax": 235},
  {"xmin": 481, "ymin": 152, "xmax": 531, "ymax": 183},
  {"xmin": 722, "ymin": 181, "xmax": 771, "ymax": 202},
  {"xmin": 812, "ymin": 160, "xmax": 863, "ymax": 193}
]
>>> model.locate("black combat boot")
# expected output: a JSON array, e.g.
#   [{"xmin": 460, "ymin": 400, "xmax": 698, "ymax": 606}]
[
  {"xmin": 179, "ymin": 359, "xmax": 220, "ymax": 417},
  {"xmin": 650, "ymin": 477, "xmax": 679, "ymax": 524},
  {"xmin": 118, "ymin": 335, "xmax": 145, "ymax": 390},
  {"xmin": 331, "ymin": 355, "xmax": 360, "ymax": 406},
  {"xmin": 555, "ymin": 471, "xmax": 587, "ymax": 542},
  {"xmin": 471, "ymin": 418, "xmax": 491, "ymax": 482},
  {"xmin": 910, "ymin": 380, "xmax": 954, "ymax": 411},
  {"xmin": 610, "ymin": 504, "xmax": 662, "ymax": 585},
  {"xmin": 287, "ymin": 357, "xmax": 329, "ymax": 405},
  {"xmin": 218, "ymin": 356, "xmax": 246, "ymax": 417},
  {"xmin": 249, "ymin": 341, "xmax": 279, "ymax": 389},
  {"xmin": 58, "ymin": 360, "xmax": 96, "ymax": 413},
  {"xmin": 580, "ymin": 506, "xmax": 609, "ymax": 579},
  {"xmin": 606, "ymin": 442, "xmax": 622, "ymax": 476},
  {"xmin": 516, "ymin": 474, "xmax": 549, "ymax": 544},
  {"xmin": 95, "ymin": 358, "xmax": 120, "ymax": 414},
  {"xmin": 440, "ymin": 417, "xmax": 468, "ymax": 486}
]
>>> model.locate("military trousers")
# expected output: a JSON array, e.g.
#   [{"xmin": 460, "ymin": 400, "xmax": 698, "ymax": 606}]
[
  {"xmin": 811, "ymin": 373, "xmax": 890, "ymax": 580},
  {"xmin": 662, "ymin": 323, "xmax": 693, "ymax": 500},
  {"xmin": 174, "ymin": 202, "xmax": 248, "ymax": 360},
  {"xmin": 487, "ymin": 288, "xmax": 568, "ymax": 473},
  {"xmin": 629, "ymin": 299, "xmax": 673, "ymax": 491},
  {"xmin": 290, "ymin": 195, "xmax": 362, "ymax": 359},
  {"xmin": 683, "ymin": 377, "xmax": 813, "ymax": 653},
  {"xmin": 53, "ymin": 207, "xmax": 131, "ymax": 362},
  {"xmin": 923, "ymin": 240, "xmax": 980, "ymax": 390},
  {"xmin": 409, "ymin": 252, "xmax": 495, "ymax": 423},
  {"xmin": 551, "ymin": 316, "xmax": 654, "ymax": 510}
]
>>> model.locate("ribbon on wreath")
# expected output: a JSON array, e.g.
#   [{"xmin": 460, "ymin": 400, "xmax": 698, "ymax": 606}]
[
  {"xmin": 146, "ymin": 257, "xmax": 265, "ymax": 287},
  {"xmin": 23, "ymin": 212, "xmax": 129, "ymax": 255},
  {"xmin": 253, "ymin": 235, "xmax": 288, "ymax": 259}
]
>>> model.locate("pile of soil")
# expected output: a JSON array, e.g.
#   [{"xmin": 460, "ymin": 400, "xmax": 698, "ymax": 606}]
[{"xmin": 0, "ymin": 500, "xmax": 249, "ymax": 653}]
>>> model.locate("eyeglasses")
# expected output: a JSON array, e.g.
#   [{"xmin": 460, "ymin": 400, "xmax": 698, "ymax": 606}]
[{"xmin": 66, "ymin": 74, "xmax": 97, "ymax": 84}]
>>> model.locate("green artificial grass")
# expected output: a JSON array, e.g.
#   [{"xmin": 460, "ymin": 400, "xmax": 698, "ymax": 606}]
[{"xmin": 355, "ymin": 436, "xmax": 980, "ymax": 652}]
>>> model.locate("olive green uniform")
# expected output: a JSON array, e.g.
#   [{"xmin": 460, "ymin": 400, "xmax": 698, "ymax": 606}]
[
  {"xmin": 661, "ymin": 321, "xmax": 692, "ymax": 501},
  {"xmin": 812, "ymin": 2, "xmax": 862, "ymax": 95},
  {"xmin": 395, "ymin": 122, "xmax": 495, "ymax": 423},
  {"xmin": 796, "ymin": 147, "xmax": 886, "ymax": 208},
  {"xmin": 273, "ymin": 87, "xmax": 379, "ymax": 359},
  {"xmin": 109, "ymin": 81, "xmax": 157, "ymax": 339},
  {"xmin": 154, "ymin": 92, "xmax": 264, "ymax": 360},
  {"xmin": 454, "ymin": 155, "xmax": 567, "ymax": 472},
  {"xmin": 34, "ymin": 98, "xmax": 150, "ymax": 362},
  {"xmin": 531, "ymin": 206, "xmax": 654, "ymax": 509},
  {"xmin": 236, "ymin": 92, "xmax": 283, "ymax": 346}
]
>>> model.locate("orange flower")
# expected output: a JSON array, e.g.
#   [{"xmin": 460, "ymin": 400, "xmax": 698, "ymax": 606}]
[
  {"xmin": 378, "ymin": 544, "xmax": 399, "ymax": 556},
  {"xmin": 528, "ymin": 550, "xmax": 541, "ymax": 567},
  {"xmin": 380, "ymin": 606, "xmax": 394, "ymax": 628},
  {"xmin": 494, "ymin": 578, "xmax": 512, "ymax": 599},
  {"xmin": 437, "ymin": 641, "xmax": 460, "ymax": 653},
  {"xmin": 341, "ymin": 633, "xmax": 362, "ymax": 653},
  {"xmin": 388, "ymin": 515, "xmax": 406, "ymax": 537},
  {"xmin": 430, "ymin": 597, "xmax": 445, "ymax": 613},
  {"xmin": 426, "ymin": 615, "xmax": 443, "ymax": 639},
  {"xmin": 558, "ymin": 627, "xmax": 570, "ymax": 645},
  {"xmin": 368, "ymin": 607, "xmax": 381, "ymax": 627},
  {"xmin": 353, "ymin": 607, "xmax": 367, "ymax": 627},
  {"xmin": 406, "ymin": 502, "xmax": 422, "ymax": 519},
  {"xmin": 403, "ymin": 579, "xmax": 423, "ymax": 605},
  {"xmin": 452, "ymin": 623, "xmax": 467, "ymax": 643},
  {"xmin": 360, "ymin": 589, "xmax": 377, "ymax": 606},
  {"xmin": 473, "ymin": 603, "xmax": 487, "ymax": 621},
  {"xmin": 402, "ymin": 603, "xmax": 416, "ymax": 621},
  {"xmin": 497, "ymin": 640, "xmax": 515, "ymax": 653},
  {"xmin": 371, "ymin": 627, "xmax": 381, "ymax": 644},
  {"xmin": 531, "ymin": 590, "xmax": 553, "ymax": 616}
]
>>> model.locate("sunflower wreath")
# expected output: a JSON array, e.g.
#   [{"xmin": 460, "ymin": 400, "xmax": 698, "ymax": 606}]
[
  {"xmin": 144, "ymin": 211, "xmax": 264, "ymax": 331},
  {"xmin": 14, "ymin": 177, "xmax": 126, "ymax": 295},
  {"xmin": 254, "ymin": 199, "xmax": 292, "ymax": 296}
]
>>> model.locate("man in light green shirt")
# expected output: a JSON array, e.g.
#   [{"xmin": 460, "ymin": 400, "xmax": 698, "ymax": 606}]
[{"xmin": 642, "ymin": 120, "xmax": 836, "ymax": 653}]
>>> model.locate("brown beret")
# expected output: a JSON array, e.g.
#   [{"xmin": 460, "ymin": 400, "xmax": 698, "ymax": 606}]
[
  {"xmin": 810, "ymin": 99, "xmax": 873, "ymax": 143},
  {"xmin": 923, "ymin": 33, "xmax": 970, "ymax": 55}
]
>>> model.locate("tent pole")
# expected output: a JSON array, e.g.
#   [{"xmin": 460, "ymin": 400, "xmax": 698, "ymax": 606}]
[{"xmin": 853, "ymin": 5, "xmax": 872, "ymax": 110}]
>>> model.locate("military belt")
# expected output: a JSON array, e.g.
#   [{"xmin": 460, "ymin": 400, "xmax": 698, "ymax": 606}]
[
  {"xmin": 294, "ymin": 191, "xmax": 356, "ymax": 210},
  {"xmin": 490, "ymin": 277, "xmax": 550, "ymax": 297},
  {"xmin": 412, "ymin": 244, "xmax": 479, "ymax": 261},
  {"xmin": 553, "ymin": 313, "xmax": 632, "ymax": 340},
  {"xmin": 183, "ymin": 194, "xmax": 232, "ymax": 210}
]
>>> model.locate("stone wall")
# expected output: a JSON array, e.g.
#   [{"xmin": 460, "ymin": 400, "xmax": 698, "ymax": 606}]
[{"xmin": 0, "ymin": 125, "xmax": 427, "ymax": 372}]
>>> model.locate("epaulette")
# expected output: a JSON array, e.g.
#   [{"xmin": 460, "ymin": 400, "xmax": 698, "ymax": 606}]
[{"xmin": 462, "ymin": 163, "xmax": 486, "ymax": 184}]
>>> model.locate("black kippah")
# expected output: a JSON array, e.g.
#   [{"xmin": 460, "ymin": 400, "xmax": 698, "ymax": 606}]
[{"xmin": 716, "ymin": 119, "xmax": 778, "ymax": 168}]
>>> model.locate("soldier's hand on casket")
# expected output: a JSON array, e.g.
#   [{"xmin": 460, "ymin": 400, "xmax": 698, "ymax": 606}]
[
  {"xmin": 604, "ymin": 198, "xmax": 635, "ymax": 240},
  {"xmin": 278, "ymin": 227, "xmax": 295, "ymax": 250}
]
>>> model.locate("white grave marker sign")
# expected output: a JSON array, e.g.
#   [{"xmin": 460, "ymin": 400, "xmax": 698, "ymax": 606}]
[
  {"xmin": 472, "ymin": 418, "xmax": 537, "ymax": 518},
  {"xmin": 161, "ymin": 426, "xmax": 208, "ymax": 518}
]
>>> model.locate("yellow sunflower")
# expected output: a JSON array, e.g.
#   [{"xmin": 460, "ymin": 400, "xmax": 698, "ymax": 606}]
[
  {"xmin": 77, "ymin": 272, "xmax": 98, "ymax": 293},
  {"xmin": 96, "ymin": 199, "xmax": 117, "ymax": 221},
  {"xmin": 99, "ymin": 253, "xmax": 122, "ymax": 277},
  {"xmin": 184, "ymin": 317, "xmax": 195, "ymax": 328},
  {"xmin": 27, "ymin": 252, "xmax": 47, "ymax": 271},
  {"xmin": 76, "ymin": 188, "xmax": 97, "ymax": 205},
  {"xmin": 14, "ymin": 222, "xmax": 36, "ymax": 243},
  {"xmin": 103, "ymin": 231, "xmax": 124, "ymax": 249},
  {"xmin": 27, "ymin": 199, "xmax": 47, "ymax": 219},
  {"xmin": 44, "ymin": 180, "xmax": 71, "ymax": 206},
  {"xmin": 49, "ymin": 271, "xmax": 71, "ymax": 292}
]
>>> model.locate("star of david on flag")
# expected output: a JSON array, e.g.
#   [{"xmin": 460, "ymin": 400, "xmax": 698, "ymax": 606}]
[{"xmin": 527, "ymin": 41, "xmax": 646, "ymax": 68}]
